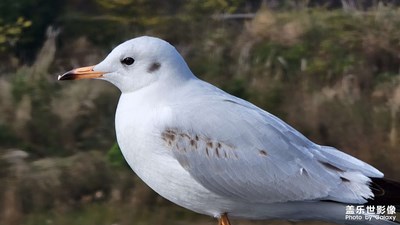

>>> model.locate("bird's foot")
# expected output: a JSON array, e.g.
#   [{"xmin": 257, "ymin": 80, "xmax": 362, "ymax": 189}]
[{"xmin": 218, "ymin": 213, "xmax": 231, "ymax": 225}]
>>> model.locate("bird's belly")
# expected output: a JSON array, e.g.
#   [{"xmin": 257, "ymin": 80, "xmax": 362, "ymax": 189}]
[
  {"xmin": 116, "ymin": 128, "xmax": 227, "ymax": 217},
  {"xmin": 114, "ymin": 97, "xmax": 226, "ymax": 216},
  {"xmin": 115, "ymin": 127, "xmax": 346, "ymax": 222}
]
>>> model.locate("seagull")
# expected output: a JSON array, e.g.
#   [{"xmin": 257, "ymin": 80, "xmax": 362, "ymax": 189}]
[{"xmin": 58, "ymin": 36, "xmax": 400, "ymax": 225}]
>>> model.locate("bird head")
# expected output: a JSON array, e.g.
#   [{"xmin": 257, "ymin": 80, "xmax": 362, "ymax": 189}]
[{"xmin": 58, "ymin": 36, "xmax": 194, "ymax": 93}]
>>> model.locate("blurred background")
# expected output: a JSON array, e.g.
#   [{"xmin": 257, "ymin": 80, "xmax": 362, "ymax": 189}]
[{"xmin": 1, "ymin": 0, "xmax": 400, "ymax": 225}]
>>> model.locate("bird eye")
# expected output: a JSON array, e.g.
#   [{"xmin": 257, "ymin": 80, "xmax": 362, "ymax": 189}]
[{"xmin": 121, "ymin": 57, "xmax": 135, "ymax": 65}]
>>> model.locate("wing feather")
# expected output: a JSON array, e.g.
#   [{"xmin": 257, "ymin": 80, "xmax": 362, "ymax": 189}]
[{"xmin": 159, "ymin": 81, "xmax": 381, "ymax": 204}]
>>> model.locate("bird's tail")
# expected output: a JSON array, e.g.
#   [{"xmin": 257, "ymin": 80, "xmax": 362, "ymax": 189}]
[
  {"xmin": 368, "ymin": 178, "xmax": 400, "ymax": 208},
  {"xmin": 355, "ymin": 177, "xmax": 400, "ymax": 224}
]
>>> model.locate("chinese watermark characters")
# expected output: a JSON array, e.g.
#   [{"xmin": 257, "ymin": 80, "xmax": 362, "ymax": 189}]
[{"xmin": 345, "ymin": 205, "xmax": 397, "ymax": 222}]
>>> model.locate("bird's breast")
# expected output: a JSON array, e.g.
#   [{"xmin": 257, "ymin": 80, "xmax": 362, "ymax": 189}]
[{"xmin": 114, "ymin": 94, "xmax": 229, "ymax": 216}]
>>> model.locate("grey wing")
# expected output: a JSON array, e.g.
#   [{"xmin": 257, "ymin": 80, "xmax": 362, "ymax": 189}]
[{"xmin": 161, "ymin": 90, "xmax": 382, "ymax": 204}]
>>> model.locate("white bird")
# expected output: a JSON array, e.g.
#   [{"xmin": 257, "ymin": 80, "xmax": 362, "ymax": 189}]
[{"xmin": 59, "ymin": 36, "xmax": 400, "ymax": 225}]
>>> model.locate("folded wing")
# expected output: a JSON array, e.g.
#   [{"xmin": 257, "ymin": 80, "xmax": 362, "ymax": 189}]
[{"xmin": 160, "ymin": 85, "xmax": 383, "ymax": 204}]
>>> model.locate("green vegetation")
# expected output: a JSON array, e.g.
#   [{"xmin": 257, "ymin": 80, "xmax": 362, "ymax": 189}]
[
  {"xmin": 107, "ymin": 143, "xmax": 128, "ymax": 168},
  {"xmin": 1, "ymin": 1, "xmax": 400, "ymax": 225}
]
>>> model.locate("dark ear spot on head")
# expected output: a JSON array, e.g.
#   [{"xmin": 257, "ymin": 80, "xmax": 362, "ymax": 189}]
[{"xmin": 148, "ymin": 62, "xmax": 161, "ymax": 73}]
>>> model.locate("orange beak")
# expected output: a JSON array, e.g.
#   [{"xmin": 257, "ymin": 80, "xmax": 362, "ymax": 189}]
[{"xmin": 58, "ymin": 66, "xmax": 105, "ymax": 80}]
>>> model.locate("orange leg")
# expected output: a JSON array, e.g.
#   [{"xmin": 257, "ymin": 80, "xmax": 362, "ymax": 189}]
[{"xmin": 218, "ymin": 213, "xmax": 231, "ymax": 225}]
